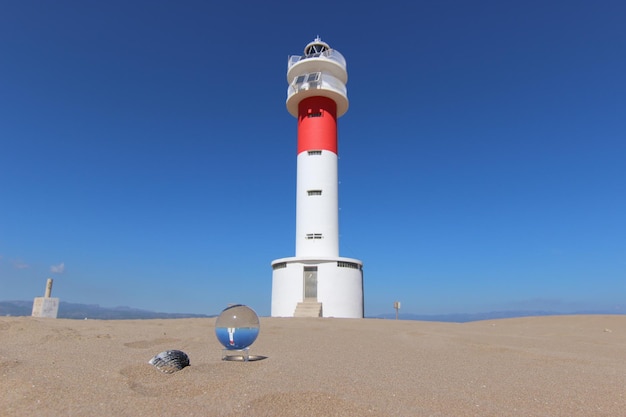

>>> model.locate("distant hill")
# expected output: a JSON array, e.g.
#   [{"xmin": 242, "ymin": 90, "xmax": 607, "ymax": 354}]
[
  {"xmin": 0, "ymin": 300, "xmax": 213, "ymax": 320},
  {"xmin": 371, "ymin": 310, "xmax": 624, "ymax": 323},
  {"xmin": 2, "ymin": 300, "xmax": 622, "ymax": 322}
]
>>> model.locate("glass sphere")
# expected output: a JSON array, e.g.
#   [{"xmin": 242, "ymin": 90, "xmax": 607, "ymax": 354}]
[{"xmin": 215, "ymin": 304, "xmax": 260, "ymax": 350}]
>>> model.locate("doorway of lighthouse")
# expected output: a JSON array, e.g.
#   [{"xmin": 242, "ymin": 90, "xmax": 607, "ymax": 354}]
[{"xmin": 303, "ymin": 266, "xmax": 318, "ymax": 300}]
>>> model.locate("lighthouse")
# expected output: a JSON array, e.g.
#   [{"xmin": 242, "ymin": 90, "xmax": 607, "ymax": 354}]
[{"xmin": 271, "ymin": 37, "xmax": 364, "ymax": 318}]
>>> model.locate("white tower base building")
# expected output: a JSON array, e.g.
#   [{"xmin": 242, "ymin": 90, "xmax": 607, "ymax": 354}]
[{"xmin": 272, "ymin": 257, "xmax": 363, "ymax": 318}]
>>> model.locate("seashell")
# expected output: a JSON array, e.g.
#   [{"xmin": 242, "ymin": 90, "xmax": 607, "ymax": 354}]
[{"xmin": 148, "ymin": 350, "xmax": 190, "ymax": 373}]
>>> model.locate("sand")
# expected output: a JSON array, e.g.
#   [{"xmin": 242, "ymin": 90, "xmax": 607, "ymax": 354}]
[{"xmin": 1, "ymin": 315, "xmax": 624, "ymax": 416}]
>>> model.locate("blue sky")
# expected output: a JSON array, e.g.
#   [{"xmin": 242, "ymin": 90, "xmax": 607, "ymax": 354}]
[{"xmin": 1, "ymin": 0, "xmax": 624, "ymax": 317}]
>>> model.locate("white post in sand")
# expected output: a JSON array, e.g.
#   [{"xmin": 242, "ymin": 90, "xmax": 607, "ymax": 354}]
[{"xmin": 32, "ymin": 278, "xmax": 60, "ymax": 318}]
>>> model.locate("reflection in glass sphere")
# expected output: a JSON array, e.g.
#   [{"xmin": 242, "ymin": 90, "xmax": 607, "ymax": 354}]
[{"xmin": 215, "ymin": 304, "xmax": 260, "ymax": 350}]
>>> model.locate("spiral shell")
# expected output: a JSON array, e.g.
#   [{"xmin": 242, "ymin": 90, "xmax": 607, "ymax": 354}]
[{"xmin": 148, "ymin": 350, "xmax": 190, "ymax": 373}]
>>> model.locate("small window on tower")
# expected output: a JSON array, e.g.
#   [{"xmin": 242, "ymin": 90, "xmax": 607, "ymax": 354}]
[
  {"xmin": 307, "ymin": 190, "xmax": 322, "ymax": 196},
  {"xmin": 306, "ymin": 73, "xmax": 320, "ymax": 82},
  {"xmin": 272, "ymin": 262, "xmax": 287, "ymax": 270},
  {"xmin": 305, "ymin": 233, "xmax": 323, "ymax": 240},
  {"xmin": 295, "ymin": 75, "xmax": 306, "ymax": 84},
  {"xmin": 308, "ymin": 150, "xmax": 322, "ymax": 156},
  {"xmin": 307, "ymin": 112, "xmax": 322, "ymax": 118},
  {"xmin": 338, "ymin": 261, "xmax": 361, "ymax": 270}
]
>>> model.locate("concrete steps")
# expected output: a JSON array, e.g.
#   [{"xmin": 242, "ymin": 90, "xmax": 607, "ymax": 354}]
[{"xmin": 294, "ymin": 301, "xmax": 322, "ymax": 318}]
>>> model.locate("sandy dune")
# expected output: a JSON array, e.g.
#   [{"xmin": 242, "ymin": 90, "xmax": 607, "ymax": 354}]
[{"xmin": 1, "ymin": 315, "xmax": 624, "ymax": 416}]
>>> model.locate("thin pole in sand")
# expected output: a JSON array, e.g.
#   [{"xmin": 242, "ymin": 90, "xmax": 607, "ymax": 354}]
[{"xmin": 394, "ymin": 301, "xmax": 400, "ymax": 320}]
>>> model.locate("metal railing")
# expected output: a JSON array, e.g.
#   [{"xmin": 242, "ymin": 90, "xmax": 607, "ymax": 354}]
[
  {"xmin": 287, "ymin": 72, "xmax": 347, "ymax": 98},
  {"xmin": 287, "ymin": 49, "xmax": 347, "ymax": 70}
]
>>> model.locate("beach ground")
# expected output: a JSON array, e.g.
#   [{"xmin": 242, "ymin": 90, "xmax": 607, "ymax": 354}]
[{"xmin": 1, "ymin": 315, "xmax": 624, "ymax": 416}]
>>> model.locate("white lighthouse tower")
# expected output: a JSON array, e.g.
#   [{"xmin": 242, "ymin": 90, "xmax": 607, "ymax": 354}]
[{"xmin": 271, "ymin": 37, "xmax": 364, "ymax": 318}]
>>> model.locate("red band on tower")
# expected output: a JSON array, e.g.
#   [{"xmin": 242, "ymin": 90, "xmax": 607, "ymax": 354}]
[{"xmin": 297, "ymin": 96, "xmax": 338, "ymax": 154}]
